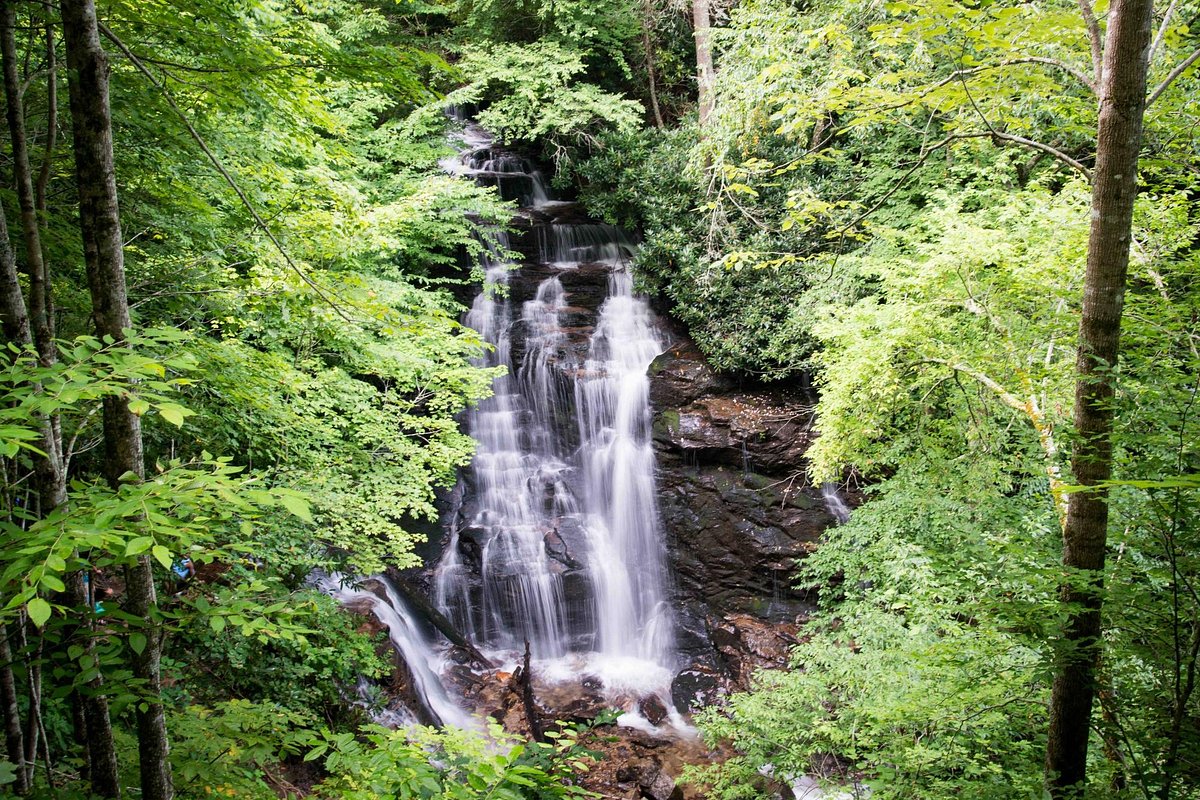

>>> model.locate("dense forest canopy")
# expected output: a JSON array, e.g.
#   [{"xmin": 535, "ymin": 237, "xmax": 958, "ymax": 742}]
[{"xmin": 0, "ymin": 0, "xmax": 1195, "ymax": 797}]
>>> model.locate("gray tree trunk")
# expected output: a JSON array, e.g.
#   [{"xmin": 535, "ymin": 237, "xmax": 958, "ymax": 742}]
[
  {"xmin": 0, "ymin": 202, "xmax": 29, "ymax": 347},
  {"xmin": 2, "ymin": 0, "xmax": 65, "ymax": 512},
  {"xmin": 1045, "ymin": 0, "xmax": 1155, "ymax": 794},
  {"xmin": 61, "ymin": 1, "xmax": 172, "ymax": 798},
  {"xmin": 641, "ymin": 0, "xmax": 664, "ymax": 129}
]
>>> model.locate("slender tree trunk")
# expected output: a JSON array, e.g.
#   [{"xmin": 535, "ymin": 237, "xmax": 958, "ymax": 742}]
[
  {"xmin": 691, "ymin": 0, "xmax": 714, "ymax": 127},
  {"xmin": 0, "ymin": 114, "xmax": 37, "ymax": 800},
  {"xmin": 0, "ymin": 623, "xmax": 28, "ymax": 795},
  {"xmin": 1045, "ymin": 0, "xmax": 1154, "ymax": 794},
  {"xmin": 2, "ymin": 0, "xmax": 65, "ymax": 513},
  {"xmin": 19, "ymin": 622, "xmax": 52, "ymax": 789},
  {"xmin": 61, "ymin": 2, "xmax": 173, "ymax": 798},
  {"xmin": 36, "ymin": 22, "xmax": 57, "ymax": 228},
  {"xmin": 0, "ymin": 203, "xmax": 30, "ymax": 347},
  {"xmin": 641, "ymin": 1, "xmax": 664, "ymax": 129},
  {"xmin": 2, "ymin": 1, "xmax": 53, "ymax": 366}
]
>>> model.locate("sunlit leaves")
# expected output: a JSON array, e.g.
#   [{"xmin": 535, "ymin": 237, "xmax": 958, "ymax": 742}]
[{"xmin": 434, "ymin": 42, "xmax": 643, "ymax": 152}]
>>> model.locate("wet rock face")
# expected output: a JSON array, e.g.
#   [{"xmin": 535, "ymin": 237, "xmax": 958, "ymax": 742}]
[{"xmin": 650, "ymin": 340, "xmax": 834, "ymax": 621}]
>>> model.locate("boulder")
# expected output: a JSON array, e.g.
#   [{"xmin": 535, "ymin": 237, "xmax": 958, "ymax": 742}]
[
  {"xmin": 638, "ymin": 694, "xmax": 670, "ymax": 726},
  {"xmin": 670, "ymin": 666, "xmax": 723, "ymax": 714},
  {"xmin": 711, "ymin": 614, "xmax": 799, "ymax": 689}
]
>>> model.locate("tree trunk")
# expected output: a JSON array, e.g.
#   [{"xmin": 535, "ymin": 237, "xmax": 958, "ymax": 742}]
[
  {"xmin": 61, "ymin": 2, "xmax": 172, "ymax": 798},
  {"xmin": 1, "ymin": 0, "xmax": 65, "ymax": 514},
  {"xmin": 387, "ymin": 573, "xmax": 493, "ymax": 669},
  {"xmin": 35, "ymin": 18, "xmax": 57, "ymax": 357},
  {"xmin": 1, "ymin": 1, "xmax": 53, "ymax": 368},
  {"xmin": 0, "ymin": 623, "xmax": 28, "ymax": 795},
  {"xmin": 691, "ymin": 0, "xmax": 714, "ymax": 127},
  {"xmin": 641, "ymin": 0, "xmax": 664, "ymax": 129},
  {"xmin": 0, "ymin": 203, "xmax": 30, "ymax": 347},
  {"xmin": 19, "ymin": 622, "xmax": 52, "ymax": 790},
  {"xmin": 1044, "ymin": 0, "xmax": 1154, "ymax": 794}
]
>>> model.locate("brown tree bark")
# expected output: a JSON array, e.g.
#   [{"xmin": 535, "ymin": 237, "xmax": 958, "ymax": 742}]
[
  {"xmin": 61, "ymin": 1, "xmax": 171, "ymax": 798},
  {"xmin": 1045, "ymin": 0, "xmax": 1155, "ymax": 794},
  {"xmin": 0, "ymin": 623, "xmax": 29, "ymax": 795},
  {"xmin": 691, "ymin": 0, "xmax": 714, "ymax": 127},
  {"xmin": 641, "ymin": 0, "xmax": 664, "ymax": 129}
]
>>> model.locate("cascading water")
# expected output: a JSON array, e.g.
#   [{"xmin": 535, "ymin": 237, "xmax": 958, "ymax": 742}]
[
  {"xmin": 435, "ymin": 121, "xmax": 678, "ymax": 708},
  {"xmin": 323, "ymin": 575, "xmax": 478, "ymax": 730},
  {"xmin": 576, "ymin": 269, "xmax": 673, "ymax": 665},
  {"xmin": 334, "ymin": 117, "xmax": 680, "ymax": 731},
  {"xmin": 821, "ymin": 483, "xmax": 851, "ymax": 524}
]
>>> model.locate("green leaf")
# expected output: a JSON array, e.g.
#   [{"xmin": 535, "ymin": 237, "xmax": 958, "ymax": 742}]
[
  {"xmin": 279, "ymin": 494, "xmax": 313, "ymax": 522},
  {"xmin": 151, "ymin": 545, "xmax": 172, "ymax": 569},
  {"xmin": 129, "ymin": 632, "xmax": 147, "ymax": 655},
  {"xmin": 125, "ymin": 537, "xmax": 154, "ymax": 556},
  {"xmin": 27, "ymin": 598, "xmax": 51, "ymax": 628},
  {"xmin": 40, "ymin": 574, "xmax": 66, "ymax": 593},
  {"xmin": 157, "ymin": 403, "xmax": 189, "ymax": 427}
]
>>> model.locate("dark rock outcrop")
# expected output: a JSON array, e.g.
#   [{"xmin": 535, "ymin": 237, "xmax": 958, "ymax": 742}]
[{"xmin": 650, "ymin": 340, "xmax": 832, "ymax": 621}]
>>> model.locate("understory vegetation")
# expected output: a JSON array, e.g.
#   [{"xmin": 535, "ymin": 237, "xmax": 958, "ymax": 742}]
[{"xmin": 0, "ymin": 0, "xmax": 1196, "ymax": 797}]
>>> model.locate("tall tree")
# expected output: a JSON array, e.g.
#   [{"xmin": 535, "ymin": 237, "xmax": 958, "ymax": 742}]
[
  {"xmin": 2, "ymin": 0, "xmax": 65, "ymax": 513},
  {"xmin": 60, "ymin": 0, "xmax": 171, "ymax": 797},
  {"xmin": 1045, "ymin": 0, "xmax": 1155, "ymax": 793},
  {"xmin": 641, "ymin": 0, "xmax": 665, "ymax": 128}
]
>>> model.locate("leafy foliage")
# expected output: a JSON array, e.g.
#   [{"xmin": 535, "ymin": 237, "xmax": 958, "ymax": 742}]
[{"xmin": 312, "ymin": 722, "xmax": 598, "ymax": 799}]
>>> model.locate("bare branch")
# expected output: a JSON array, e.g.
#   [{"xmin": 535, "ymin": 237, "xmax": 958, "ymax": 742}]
[
  {"xmin": 1149, "ymin": 0, "xmax": 1179, "ymax": 64},
  {"xmin": 865, "ymin": 57, "xmax": 1096, "ymax": 116},
  {"xmin": 985, "ymin": 57, "xmax": 1097, "ymax": 94},
  {"xmin": 1147, "ymin": 46, "xmax": 1200, "ymax": 105},
  {"xmin": 1078, "ymin": 0, "xmax": 1104, "ymax": 81},
  {"xmin": 959, "ymin": 76, "xmax": 1093, "ymax": 179},
  {"xmin": 986, "ymin": 130, "xmax": 1093, "ymax": 179}
]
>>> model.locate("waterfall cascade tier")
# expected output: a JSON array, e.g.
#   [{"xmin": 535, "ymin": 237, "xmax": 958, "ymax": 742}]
[
  {"xmin": 435, "ymin": 121, "xmax": 679, "ymax": 708},
  {"xmin": 322, "ymin": 574, "xmax": 479, "ymax": 730}
]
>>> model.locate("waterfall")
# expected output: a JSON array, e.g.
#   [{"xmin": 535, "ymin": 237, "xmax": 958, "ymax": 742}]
[
  {"xmin": 339, "ymin": 118, "xmax": 680, "ymax": 731},
  {"xmin": 443, "ymin": 121, "xmax": 555, "ymax": 207},
  {"xmin": 435, "ymin": 121, "xmax": 678, "ymax": 703},
  {"xmin": 324, "ymin": 575, "xmax": 478, "ymax": 730},
  {"xmin": 576, "ymin": 269, "xmax": 673, "ymax": 665},
  {"xmin": 821, "ymin": 483, "xmax": 851, "ymax": 524}
]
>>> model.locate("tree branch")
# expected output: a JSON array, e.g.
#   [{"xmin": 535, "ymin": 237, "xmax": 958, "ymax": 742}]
[
  {"xmin": 865, "ymin": 57, "xmax": 1097, "ymax": 116},
  {"xmin": 1078, "ymin": 0, "xmax": 1105, "ymax": 81},
  {"xmin": 1147, "ymin": 46, "xmax": 1200, "ymax": 105},
  {"xmin": 1149, "ymin": 0, "xmax": 1179, "ymax": 63},
  {"xmin": 986, "ymin": 130, "xmax": 1093, "ymax": 179},
  {"xmin": 923, "ymin": 357, "xmax": 1068, "ymax": 524},
  {"xmin": 959, "ymin": 75, "xmax": 1093, "ymax": 179},
  {"xmin": 987, "ymin": 57, "xmax": 1097, "ymax": 94}
]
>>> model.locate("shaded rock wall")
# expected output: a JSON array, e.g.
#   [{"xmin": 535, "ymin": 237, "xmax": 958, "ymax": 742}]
[{"xmin": 649, "ymin": 339, "xmax": 835, "ymax": 622}]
